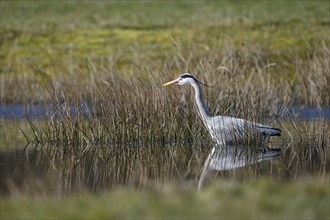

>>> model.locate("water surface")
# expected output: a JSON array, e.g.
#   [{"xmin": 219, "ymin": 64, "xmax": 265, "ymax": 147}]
[
  {"xmin": 1, "ymin": 104, "xmax": 329, "ymax": 120},
  {"xmin": 0, "ymin": 104, "xmax": 329, "ymax": 196},
  {"xmin": 1, "ymin": 138, "xmax": 328, "ymax": 196}
]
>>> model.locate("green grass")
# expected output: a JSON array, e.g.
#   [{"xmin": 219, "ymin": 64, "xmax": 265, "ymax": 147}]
[
  {"xmin": 1, "ymin": 178, "xmax": 329, "ymax": 219},
  {"xmin": 1, "ymin": 1, "xmax": 329, "ymax": 105},
  {"xmin": 1, "ymin": 1, "xmax": 329, "ymax": 29}
]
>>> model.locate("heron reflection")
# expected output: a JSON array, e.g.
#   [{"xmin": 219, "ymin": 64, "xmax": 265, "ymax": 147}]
[{"xmin": 198, "ymin": 145, "xmax": 281, "ymax": 191}]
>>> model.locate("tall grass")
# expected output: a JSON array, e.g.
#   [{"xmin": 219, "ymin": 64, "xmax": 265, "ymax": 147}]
[{"xmin": 18, "ymin": 42, "xmax": 328, "ymax": 145}]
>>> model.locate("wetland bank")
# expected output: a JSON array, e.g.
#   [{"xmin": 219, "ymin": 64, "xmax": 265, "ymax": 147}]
[{"xmin": 1, "ymin": 1, "xmax": 329, "ymax": 219}]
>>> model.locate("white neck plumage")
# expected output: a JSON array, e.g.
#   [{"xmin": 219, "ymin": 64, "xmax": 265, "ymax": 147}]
[{"xmin": 191, "ymin": 80, "xmax": 212, "ymax": 122}]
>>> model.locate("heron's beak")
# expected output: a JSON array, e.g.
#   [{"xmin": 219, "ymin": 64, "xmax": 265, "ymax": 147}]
[{"xmin": 162, "ymin": 78, "xmax": 180, "ymax": 87}]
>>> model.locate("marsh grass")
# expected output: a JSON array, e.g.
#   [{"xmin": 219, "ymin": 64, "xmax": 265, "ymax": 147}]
[
  {"xmin": 21, "ymin": 67, "xmax": 272, "ymax": 145},
  {"xmin": 1, "ymin": 2, "xmax": 329, "ymax": 146},
  {"xmin": 20, "ymin": 48, "xmax": 329, "ymax": 146}
]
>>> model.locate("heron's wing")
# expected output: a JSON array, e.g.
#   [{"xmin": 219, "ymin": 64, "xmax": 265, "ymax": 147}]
[
  {"xmin": 207, "ymin": 116, "xmax": 248, "ymax": 144},
  {"xmin": 207, "ymin": 116, "xmax": 281, "ymax": 144},
  {"xmin": 255, "ymin": 123, "xmax": 282, "ymax": 136}
]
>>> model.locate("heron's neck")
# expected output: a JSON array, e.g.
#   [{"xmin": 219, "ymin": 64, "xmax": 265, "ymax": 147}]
[{"xmin": 191, "ymin": 81, "xmax": 212, "ymax": 121}]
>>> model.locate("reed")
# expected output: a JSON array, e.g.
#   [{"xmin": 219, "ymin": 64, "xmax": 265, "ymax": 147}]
[
  {"xmin": 1, "ymin": 2, "xmax": 328, "ymax": 146},
  {"xmin": 17, "ymin": 45, "xmax": 327, "ymax": 145}
]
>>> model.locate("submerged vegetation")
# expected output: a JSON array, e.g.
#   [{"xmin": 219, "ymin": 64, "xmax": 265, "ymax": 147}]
[{"xmin": 0, "ymin": 1, "xmax": 329, "ymax": 218}]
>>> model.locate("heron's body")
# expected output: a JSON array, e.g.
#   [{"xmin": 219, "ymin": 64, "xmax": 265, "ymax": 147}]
[
  {"xmin": 163, "ymin": 73, "xmax": 281, "ymax": 145},
  {"xmin": 204, "ymin": 116, "xmax": 281, "ymax": 145}
]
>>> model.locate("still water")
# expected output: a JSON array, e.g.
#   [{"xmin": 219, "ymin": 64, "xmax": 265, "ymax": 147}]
[
  {"xmin": 1, "ymin": 137, "xmax": 328, "ymax": 196},
  {"xmin": 0, "ymin": 105, "xmax": 329, "ymax": 196},
  {"xmin": 1, "ymin": 104, "xmax": 329, "ymax": 120}
]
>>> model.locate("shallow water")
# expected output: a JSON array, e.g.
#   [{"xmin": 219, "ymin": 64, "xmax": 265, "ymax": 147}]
[
  {"xmin": 0, "ymin": 135, "xmax": 328, "ymax": 196},
  {"xmin": 0, "ymin": 105, "xmax": 329, "ymax": 196},
  {"xmin": 1, "ymin": 104, "xmax": 329, "ymax": 120}
]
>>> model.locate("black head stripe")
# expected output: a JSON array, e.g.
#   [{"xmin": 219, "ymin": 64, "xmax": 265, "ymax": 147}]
[
  {"xmin": 180, "ymin": 73, "xmax": 209, "ymax": 86},
  {"xmin": 180, "ymin": 73, "xmax": 195, "ymax": 80}
]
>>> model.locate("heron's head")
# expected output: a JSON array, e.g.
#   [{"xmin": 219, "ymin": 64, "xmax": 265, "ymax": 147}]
[{"xmin": 162, "ymin": 73, "xmax": 197, "ymax": 87}]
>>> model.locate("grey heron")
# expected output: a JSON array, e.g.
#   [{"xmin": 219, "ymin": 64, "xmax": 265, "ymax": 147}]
[{"xmin": 163, "ymin": 73, "xmax": 282, "ymax": 145}]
